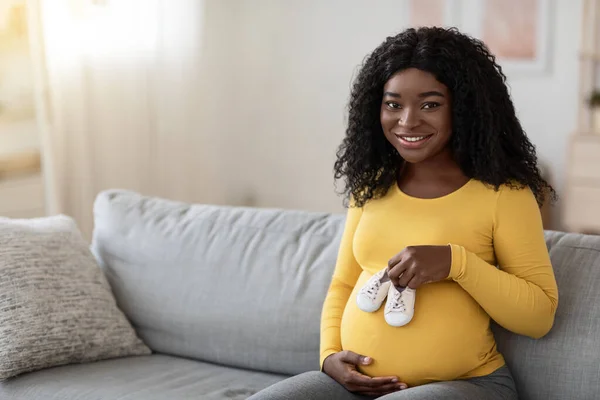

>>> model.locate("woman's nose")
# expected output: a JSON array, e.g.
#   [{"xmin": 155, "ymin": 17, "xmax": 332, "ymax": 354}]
[{"xmin": 397, "ymin": 109, "xmax": 419, "ymax": 128}]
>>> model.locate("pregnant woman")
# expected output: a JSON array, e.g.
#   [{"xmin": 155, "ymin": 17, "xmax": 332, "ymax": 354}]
[{"xmin": 250, "ymin": 26, "xmax": 558, "ymax": 400}]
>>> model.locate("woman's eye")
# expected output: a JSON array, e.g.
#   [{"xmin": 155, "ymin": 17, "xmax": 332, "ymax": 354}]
[
  {"xmin": 385, "ymin": 102, "xmax": 401, "ymax": 109},
  {"xmin": 422, "ymin": 102, "xmax": 440, "ymax": 109}
]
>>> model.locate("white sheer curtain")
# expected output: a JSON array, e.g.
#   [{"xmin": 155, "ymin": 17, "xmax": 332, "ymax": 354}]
[{"xmin": 29, "ymin": 0, "xmax": 226, "ymax": 238}]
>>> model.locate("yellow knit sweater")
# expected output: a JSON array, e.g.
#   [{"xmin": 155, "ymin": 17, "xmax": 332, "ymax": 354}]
[{"xmin": 320, "ymin": 180, "xmax": 558, "ymax": 387}]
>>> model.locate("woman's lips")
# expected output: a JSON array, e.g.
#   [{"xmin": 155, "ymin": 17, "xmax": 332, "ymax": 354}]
[{"xmin": 394, "ymin": 133, "xmax": 434, "ymax": 149}]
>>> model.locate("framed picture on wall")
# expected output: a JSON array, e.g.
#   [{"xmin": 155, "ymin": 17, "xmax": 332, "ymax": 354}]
[
  {"xmin": 408, "ymin": 0, "xmax": 551, "ymax": 74},
  {"xmin": 447, "ymin": 0, "xmax": 551, "ymax": 74}
]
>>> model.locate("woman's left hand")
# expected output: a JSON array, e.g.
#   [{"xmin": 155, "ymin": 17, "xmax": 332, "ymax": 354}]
[{"xmin": 387, "ymin": 245, "xmax": 452, "ymax": 289}]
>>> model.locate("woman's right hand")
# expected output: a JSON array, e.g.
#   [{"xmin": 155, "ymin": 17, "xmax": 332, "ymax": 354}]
[{"xmin": 322, "ymin": 351, "xmax": 407, "ymax": 396}]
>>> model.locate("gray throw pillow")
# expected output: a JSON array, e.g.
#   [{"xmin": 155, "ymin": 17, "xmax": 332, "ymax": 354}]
[{"xmin": 0, "ymin": 215, "xmax": 151, "ymax": 380}]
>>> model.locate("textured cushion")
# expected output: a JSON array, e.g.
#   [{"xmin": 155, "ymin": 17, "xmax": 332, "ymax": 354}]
[
  {"xmin": 91, "ymin": 190, "xmax": 344, "ymax": 375},
  {"xmin": 493, "ymin": 231, "xmax": 600, "ymax": 400},
  {"xmin": 0, "ymin": 215, "xmax": 150, "ymax": 380},
  {"xmin": 0, "ymin": 354, "xmax": 285, "ymax": 400}
]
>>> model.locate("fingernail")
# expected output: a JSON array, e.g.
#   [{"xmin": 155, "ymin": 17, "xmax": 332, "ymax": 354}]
[
  {"xmin": 399, "ymin": 384, "xmax": 407, "ymax": 389},
  {"xmin": 391, "ymin": 378, "xmax": 398, "ymax": 383},
  {"xmin": 362, "ymin": 357, "xmax": 371, "ymax": 364}
]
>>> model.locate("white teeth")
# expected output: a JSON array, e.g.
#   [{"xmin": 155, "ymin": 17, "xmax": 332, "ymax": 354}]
[{"xmin": 402, "ymin": 136, "xmax": 426, "ymax": 142}]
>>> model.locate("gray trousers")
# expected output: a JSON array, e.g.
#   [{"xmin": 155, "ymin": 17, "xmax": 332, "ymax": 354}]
[{"xmin": 248, "ymin": 366, "xmax": 518, "ymax": 400}]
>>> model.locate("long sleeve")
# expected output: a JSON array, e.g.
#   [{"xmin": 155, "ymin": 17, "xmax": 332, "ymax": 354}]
[
  {"xmin": 448, "ymin": 186, "xmax": 559, "ymax": 339},
  {"xmin": 319, "ymin": 204, "xmax": 363, "ymax": 368}
]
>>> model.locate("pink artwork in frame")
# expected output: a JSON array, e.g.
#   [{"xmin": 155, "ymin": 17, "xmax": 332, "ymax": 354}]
[
  {"xmin": 443, "ymin": 0, "xmax": 550, "ymax": 73},
  {"xmin": 482, "ymin": 0, "xmax": 538, "ymax": 60}
]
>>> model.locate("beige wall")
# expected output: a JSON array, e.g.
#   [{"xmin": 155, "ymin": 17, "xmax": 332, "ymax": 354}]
[
  {"xmin": 198, "ymin": 0, "xmax": 581, "ymax": 226},
  {"xmin": 200, "ymin": 0, "xmax": 414, "ymax": 213},
  {"xmin": 32, "ymin": 0, "xmax": 582, "ymax": 232}
]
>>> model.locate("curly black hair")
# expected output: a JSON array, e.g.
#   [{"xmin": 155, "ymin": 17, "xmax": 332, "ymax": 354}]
[{"xmin": 334, "ymin": 26, "xmax": 555, "ymax": 207}]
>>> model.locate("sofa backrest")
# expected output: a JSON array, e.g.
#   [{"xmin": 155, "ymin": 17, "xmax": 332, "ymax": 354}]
[
  {"xmin": 91, "ymin": 190, "xmax": 344, "ymax": 376},
  {"xmin": 92, "ymin": 190, "xmax": 600, "ymax": 398},
  {"xmin": 493, "ymin": 230, "xmax": 600, "ymax": 400}
]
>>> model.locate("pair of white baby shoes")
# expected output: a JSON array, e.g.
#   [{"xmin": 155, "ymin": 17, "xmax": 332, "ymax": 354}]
[{"xmin": 356, "ymin": 269, "xmax": 415, "ymax": 327}]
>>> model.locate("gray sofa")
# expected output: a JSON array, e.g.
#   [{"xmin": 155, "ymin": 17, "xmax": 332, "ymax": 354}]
[{"xmin": 1, "ymin": 190, "xmax": 599, "ymax": 400}]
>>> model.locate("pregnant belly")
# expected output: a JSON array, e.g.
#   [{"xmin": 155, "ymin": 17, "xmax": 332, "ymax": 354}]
[{"xmin": 341, "ymin": 274, "xmax": 497, "ymax": 387}]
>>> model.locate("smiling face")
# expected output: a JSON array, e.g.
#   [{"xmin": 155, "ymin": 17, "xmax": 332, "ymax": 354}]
[{"xmin": 380, "ymin": 68, "xmax": 453, "ymax": 165}]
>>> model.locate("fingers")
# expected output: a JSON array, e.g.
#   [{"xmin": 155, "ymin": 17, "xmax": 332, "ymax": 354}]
[
  {"xmin": 339, "ymin": 350, "xmax": 372, "ymax": 366},
  {"xmin": 338, "ymin": 357, "xmax": 408, "ymax": 395},
  {"xmin": 345, "ymin": 372, "xmax": 406, "ymax": 394},
  {"xmin": 388, "ymin": 258, "xmax": 410, "ymax": 287},
  {"xmin": 346, "ymin": 372, "xmax": 407, "ymax": 395},
  {"xmin": 397, "ymin": 267, "xmax": 415, "ymax": 288},
  {"xmin": 387, "ymin": 248, "xmax": 406, "ymax": 269},
  {"xmin": 406, "ymin": 274, "xmax": 426, "ymax": 289},
  {"xmin": 345, "ymin": 370, "xmax": 398, "ymax": 388}
]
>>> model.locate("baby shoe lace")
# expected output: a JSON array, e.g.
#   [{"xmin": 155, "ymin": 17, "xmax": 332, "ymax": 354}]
[
  {"xmin": 360, "ymin": 279, "xmax": 380, "ymax": 301},
  {"xmin": 389, "ymin": 289, "xmax": 406, "ymax": 312}
]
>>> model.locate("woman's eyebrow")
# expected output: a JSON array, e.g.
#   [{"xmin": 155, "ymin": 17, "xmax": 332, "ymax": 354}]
[
  {"xmin": 418, "ymin": 91, "xmax": 445, "ymax": 98},
  {"xmin": 382, "ymin": 91, "xmax": 445, "ymax": 98}
]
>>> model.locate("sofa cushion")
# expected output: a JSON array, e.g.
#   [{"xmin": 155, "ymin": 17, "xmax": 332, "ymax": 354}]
[
  {"xmin": 493, "ymin": 231, "xmax": 600, "ymax": 400},
  {"xmin": 0, "ymin": 354, "xmax": 285, "ymax": 400},
  {"xmin": 0, "ymin": 215, "xmax": 150, "ymax": 380},
  {"xmin": 91, "ymin": 190, "xmax": 344, "ymax": 375}
]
